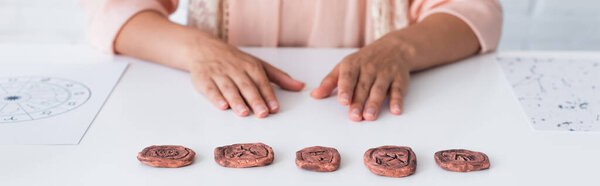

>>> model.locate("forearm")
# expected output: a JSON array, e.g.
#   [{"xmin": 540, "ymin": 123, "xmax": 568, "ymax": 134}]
[
  {"xmin": 385, "ymin": 13, "xmax": 481, "ymax": 72},
  {"xmin": 114, "ymin": 11, "xmax": 213, "ymax": 71}
]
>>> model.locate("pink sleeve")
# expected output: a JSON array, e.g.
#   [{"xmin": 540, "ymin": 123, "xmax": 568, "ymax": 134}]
[
  {"xmin": 410, "ymin": 0, "xmax": 503, "ymax": 53},
  {"xmin": 79, "ymin": 0, "xmax": 179, "ymax": 54}
]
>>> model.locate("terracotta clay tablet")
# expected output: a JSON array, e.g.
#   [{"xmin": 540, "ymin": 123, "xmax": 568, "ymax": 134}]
[
  {"xmin": 363, "ymin": 146, "xmax": 417, "ymax": 178},
  {"xmin": 214, "ymin": 143, "xmax": 274, "ymax": 168},
  {"xmin": 137, "ymin": 145, "xmax": 195, "ymax": 168},
  {"xmin": 434, "ymin": 149, "xmax": 490, "ymax": 172},
  {"xmin": 295, "ymin": 146, "xmax": 341, "ymax": 172}
]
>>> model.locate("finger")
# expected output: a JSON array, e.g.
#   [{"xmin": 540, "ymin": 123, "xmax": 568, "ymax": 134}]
[
  {"xmin": 263, "ymin": 62, "xmax": 305, "ymax": 91},
  {"xmin": 311, "ymin": 65, "xmax": 339, "ymax": 99},
  {"xmin": 191, "ymin": 74, "xmax": 229, "ymax": 110},
  {"xmin": 363, "ymin": 77, "xmax": 392, "ymax": 121},
  {"xmin": 212, "ymin": 76, "xmax": 250, "ymax": 117},
  {"xmin": 336, "ymin": 61, "xmax": 359, "ymax": 105},
  {"xmin": 389, "ymin": 80, "xmax": 407, "ymax": 115},
  {"xmin": 348, "ymin": 72, "xmax": 376, "ymax": 122},
  {"xmin": 229, "ymin": 72, "xmax": 270, "ymax": 118},
  {"xmin": 246, "ymin": 67, "xmax": 280, "ymax": 113}
]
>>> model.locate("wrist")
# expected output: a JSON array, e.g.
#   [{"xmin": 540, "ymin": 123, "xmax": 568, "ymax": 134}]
[
  {"xmin": 180, "ymin": 29, "xmax": 222, "ymax": 71},
  {"xmin": 380, "ymin": 31, "xmax": 418, "ymax": 71}
]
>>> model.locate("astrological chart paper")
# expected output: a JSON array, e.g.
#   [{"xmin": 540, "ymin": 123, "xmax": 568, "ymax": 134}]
[
  {"xmin": 0, "ymin": 63, "xmax": 127, "ymax": 144},
  {"xmin": 497, "ymin": 54, "xmax": 600, "ymax": 132}
]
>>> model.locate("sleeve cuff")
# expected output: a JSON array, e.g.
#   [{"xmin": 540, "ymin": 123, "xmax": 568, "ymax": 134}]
[
  {"xmin": 417, "ymin": 0, "xmax": 503, "ymax": 53},
  {"xmin": 86, "ymin": 0, "xmax": 172, "ymax": 54}
]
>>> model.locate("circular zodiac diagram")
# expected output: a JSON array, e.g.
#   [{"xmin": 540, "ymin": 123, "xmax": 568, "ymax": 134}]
[{"xmin": 0, "ymin": 77, "xmax": 91, "ymax": 123}]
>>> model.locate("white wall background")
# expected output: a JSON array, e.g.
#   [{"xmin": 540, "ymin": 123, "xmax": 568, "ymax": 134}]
[
  {"xmin": 500, "ymin": 0, "xmax": 600, "ymax": 50},
  {"xmin": 1, "ymin": 0, "xmax": 599, "ymax": 51}
]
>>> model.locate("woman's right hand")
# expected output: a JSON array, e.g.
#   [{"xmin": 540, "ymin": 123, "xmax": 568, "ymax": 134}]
[
  {"xmin": 114, "ymin": 11, "xmax": 304, "ymax": 118},
  {"xmin": 187, "ymin": 34, "xmax": 305, "ymax": 118}
]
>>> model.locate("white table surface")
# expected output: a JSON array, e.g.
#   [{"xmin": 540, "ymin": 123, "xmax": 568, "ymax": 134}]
[{"xmin": 1, "ymin": 44, "xmax": 599, "ymax": 186}]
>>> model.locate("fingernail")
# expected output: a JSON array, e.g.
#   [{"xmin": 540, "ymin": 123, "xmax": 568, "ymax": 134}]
[
  {"xmin": 351, "ymin": 108, "xmax": 361, "ymax": 119},
  {"xmin": 365, "ymin": 108, "xmax": 376, "ymax": 119},
  {"xmin": 340, "ymin": 93, "xmax": 350, "ymax": 104},
  {"xmin": 311, "ymin": 89, "xmax": 322, "ymax": 98},
  {"xmin": 217, "ymin": 100, "xmax": 228, "ymax": 108},
  {"xmin": 254, "ymin": 104, "xmax": 268, "ymax": 116},
  {"xmin": 268, "ymin": 101, "xmax": 279, "ymax": 110},
  {"xmin": 235, "ymin": 104, "xmax": 248, "ymax": 115},
  {"xmin": 392, "ymin": 104, "xmax": 402, "ymax": 114}
]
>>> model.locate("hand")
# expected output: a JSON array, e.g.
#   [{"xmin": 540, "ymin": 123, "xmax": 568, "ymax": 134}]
[
  {"xmin": 311, "ymin": 35, "xmax": 412, "ymax": 121},
  {"xmin": 188, "ymin": 36, "xmax": 305, "ymax": 118},
  {"xmin": 115, "ymin": 12, "xmax": 479, "ymax": 121}
]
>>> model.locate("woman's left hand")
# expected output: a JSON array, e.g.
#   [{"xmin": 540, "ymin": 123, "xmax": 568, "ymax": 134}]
[
  {"xmin": 311, "ymin": 13, "xmax": 483, "ymax": 122},
  {"xmin": 310, "ymin": 35, "xmax": 414, "ymax": 121}
]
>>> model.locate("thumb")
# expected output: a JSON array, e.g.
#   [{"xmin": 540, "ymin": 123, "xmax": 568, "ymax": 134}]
[
  {"xmin": 263, "ymin": 62, "xmax": 305, "ymax": 91},
  {"xmin": 310, "ymin": 65, "xmax": 339, "ymax": 99}
]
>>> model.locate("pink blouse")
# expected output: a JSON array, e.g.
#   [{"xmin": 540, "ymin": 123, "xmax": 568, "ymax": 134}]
[{"xmin": 80, "ymin": 0, "xmax": 502, "ymax": 54}]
